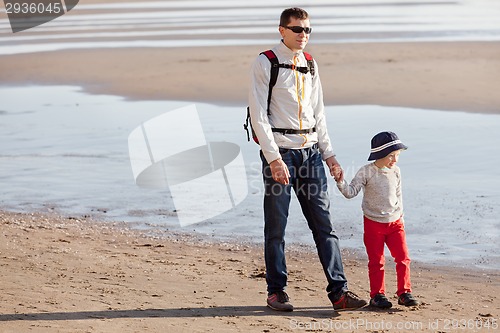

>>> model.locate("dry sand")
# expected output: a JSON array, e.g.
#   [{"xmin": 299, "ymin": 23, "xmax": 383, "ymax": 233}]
[{"xmin": 0, "ymin": 211, "xmax": 498, "ymax": 333}]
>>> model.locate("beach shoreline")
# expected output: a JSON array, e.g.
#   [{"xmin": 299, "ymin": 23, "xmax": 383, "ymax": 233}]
[{"xmin": 2, "ymin": 2, "xmax": 500, "ymax": 330}]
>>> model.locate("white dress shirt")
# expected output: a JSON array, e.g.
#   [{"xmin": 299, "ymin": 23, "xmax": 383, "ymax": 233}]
[{"xmin": 248, "ymin": 41, "xmax": 335, "ymax": 163}]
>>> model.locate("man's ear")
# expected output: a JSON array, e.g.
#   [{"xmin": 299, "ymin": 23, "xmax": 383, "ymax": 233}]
[{"xmin": 278, "ymin": 26, "xmax": 285, "ymax": 38}]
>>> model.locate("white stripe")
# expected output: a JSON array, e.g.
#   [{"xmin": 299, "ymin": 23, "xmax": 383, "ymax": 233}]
[
  {"xmin": 61, "ymin": 0, "xmax": 67, "ymax": 13},
  {"xmin": 371, "ymin": 140, "xmax": 402, "ymax": 153}
]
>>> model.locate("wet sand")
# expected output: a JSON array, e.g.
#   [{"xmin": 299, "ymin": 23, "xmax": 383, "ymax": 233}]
[{"xmin": 1, "ymin": 42, "xmax": 500, "ymax": 114}]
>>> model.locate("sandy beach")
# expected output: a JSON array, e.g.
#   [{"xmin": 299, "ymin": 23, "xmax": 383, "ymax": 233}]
[
  {"xmin": 1, "ymin": 210, "xmax": 498, "ymax": 333},
  {"xmin": 1, "ymin": 1, "xmax": 500, "ymax": 332}
]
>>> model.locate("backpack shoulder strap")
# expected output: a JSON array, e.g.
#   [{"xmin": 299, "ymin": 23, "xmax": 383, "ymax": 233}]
[
  {"xmin": 260, "ymin": 50, "xmax": 279, "ymax": 115},
  {"xmin": 303, "ymin": 52, "xmax": 315, "ymax": 77},
  {"xmin": 258, "ymin": 50, "xmax": 314, "ymax": 115}
]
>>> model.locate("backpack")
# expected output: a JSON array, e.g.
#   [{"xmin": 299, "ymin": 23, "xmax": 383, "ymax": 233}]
[{"xmin": 244, "ymin": 50, "xmax": 315, "ymax": 144}]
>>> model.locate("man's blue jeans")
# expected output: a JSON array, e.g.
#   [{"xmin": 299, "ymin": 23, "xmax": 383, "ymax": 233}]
[{"xmin": 261, "ymin": 145, "xmax": 348, "ymax": 296}]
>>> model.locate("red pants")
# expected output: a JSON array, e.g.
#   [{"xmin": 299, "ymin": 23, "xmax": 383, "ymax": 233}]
[{"xmin": 363, "ymin": 216, "xmax": 412, "ymax": 298}]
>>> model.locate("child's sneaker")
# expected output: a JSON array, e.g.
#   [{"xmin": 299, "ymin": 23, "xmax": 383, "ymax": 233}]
[
  {"xmin": 369, "ymin": 293, "xmax": 393, "ymax": 309},
  {"xmin": 398, "ymin": 292, "xmax": 420, "ymax": 306}
]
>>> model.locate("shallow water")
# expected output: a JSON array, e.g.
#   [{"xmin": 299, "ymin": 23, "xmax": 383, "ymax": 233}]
[
  {"xmin": 0, "ymin": 85, "xmax": 499, "ymax": 270},
  {"xmin": 1, "ymin": 0, "xmax": 500, "ymax": 54}
]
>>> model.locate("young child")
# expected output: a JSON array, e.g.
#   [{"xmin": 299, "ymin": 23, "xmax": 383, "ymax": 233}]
[{"xmin": 336, "ymin": 131, "xmax": 419, "ymax": 309}]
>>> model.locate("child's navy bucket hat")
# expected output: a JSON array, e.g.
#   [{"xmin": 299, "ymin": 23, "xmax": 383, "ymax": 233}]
[{"xmin": 368, "ymin": 131, "xmax": 408, "ymax": 161}]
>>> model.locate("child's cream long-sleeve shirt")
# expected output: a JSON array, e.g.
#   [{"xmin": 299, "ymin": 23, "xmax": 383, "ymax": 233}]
[{"xmin": 337, "ymin": 163, "xmax": 403, "ymax": 223}]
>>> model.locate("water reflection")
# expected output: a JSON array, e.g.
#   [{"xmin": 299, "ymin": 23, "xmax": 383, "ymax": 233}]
[{"xmin": 0, "ymin": 85, "xmax": 499, "ymax": 269}]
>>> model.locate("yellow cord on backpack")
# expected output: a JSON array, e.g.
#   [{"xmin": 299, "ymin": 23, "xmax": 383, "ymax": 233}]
[{"xmin": 293, "ymin": 55, "xmax": 307, "ymax": 147}]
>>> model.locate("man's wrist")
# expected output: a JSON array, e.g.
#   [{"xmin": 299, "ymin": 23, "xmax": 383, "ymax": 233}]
[
  {"xmin": 323, "ymin": 153, "xmax": 336, "ymax": 161},
  {"xmin": 269, "ymin": 157, "xmax": 282, "ymax": 165}
]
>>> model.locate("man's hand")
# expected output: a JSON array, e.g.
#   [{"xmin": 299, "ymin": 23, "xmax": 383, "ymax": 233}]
[
  {"xmin": 325, "ymin": 156, "xmax": 343, "ymax": 182},
  {"xmin": 269, "ymin": 159, "xmax": 290, "ymax": 185}
]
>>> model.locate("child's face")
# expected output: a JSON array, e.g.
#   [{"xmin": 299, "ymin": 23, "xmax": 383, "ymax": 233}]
[{"xmin": 376, "ymin": 149, "xmax": 402, "ymax": 169}]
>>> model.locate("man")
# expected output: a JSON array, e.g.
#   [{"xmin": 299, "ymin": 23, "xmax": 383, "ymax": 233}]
[{"xmin": 248, "ymin": 7, "xmax": 367, "ymax": 312}]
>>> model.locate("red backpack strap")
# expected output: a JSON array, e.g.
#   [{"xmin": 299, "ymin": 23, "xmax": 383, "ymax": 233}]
[
  {"xmin": 260, "ymin": 50, "xmax": 280, "ymax": 115},
  {"xmin": 303, "ymin": 52, "xmax": 315, "ymax": 77}
]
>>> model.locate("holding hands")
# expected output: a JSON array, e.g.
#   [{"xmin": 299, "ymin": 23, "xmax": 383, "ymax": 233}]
[
  {"xmin": 326, "ymin": 156, "xmax": 344, "ymax": 182},
  {"xmin": 269, "ymin": 155, "xmax": 343, "ymax": 185}
]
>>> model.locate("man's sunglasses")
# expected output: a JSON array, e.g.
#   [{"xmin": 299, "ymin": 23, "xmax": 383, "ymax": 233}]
[{"xmin": 282, "ymin": 26, "xmax": 312, "ymax": 34}]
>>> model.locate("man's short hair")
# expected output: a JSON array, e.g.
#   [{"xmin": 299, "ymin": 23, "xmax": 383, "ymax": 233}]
[{"xmin": 280, "ymin": 7, "xmax": 309, "ymax": 27}]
